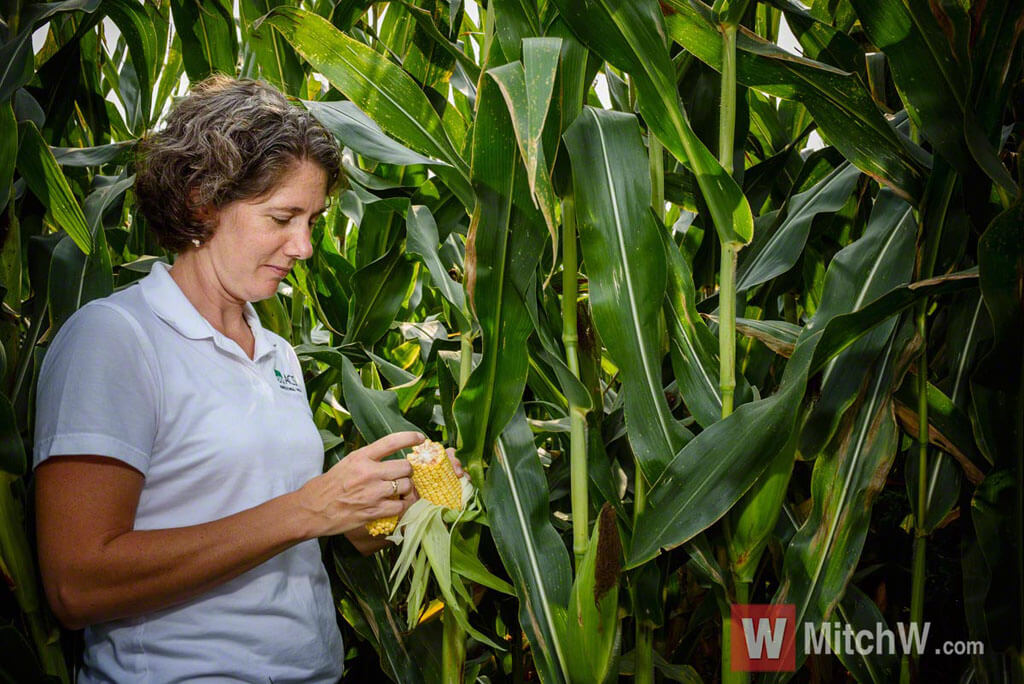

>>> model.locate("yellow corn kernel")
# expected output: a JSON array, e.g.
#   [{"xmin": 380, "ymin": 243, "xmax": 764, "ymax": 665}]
[
  {"xmin": 366, "ymin": 514, "xmax": 398, "ymax": 537},
  {"xmin": 408, "ymin": 440, "xmax": 462, "ymax": 510}
]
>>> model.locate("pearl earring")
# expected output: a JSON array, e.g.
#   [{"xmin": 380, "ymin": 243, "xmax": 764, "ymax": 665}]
[{"xmin": 192, "ymin": 239, "xmax": 201, "ymax": 248}]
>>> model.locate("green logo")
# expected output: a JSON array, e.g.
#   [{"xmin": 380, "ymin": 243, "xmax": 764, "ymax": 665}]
[{"xmin": 274, "ymin": 368, "xmax": 302, "ymax": 392}]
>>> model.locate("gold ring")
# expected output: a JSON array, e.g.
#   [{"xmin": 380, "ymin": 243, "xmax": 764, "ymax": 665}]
[{"xmin": 391, "ymin": 479, "xmax": 399, "ymax": 497}]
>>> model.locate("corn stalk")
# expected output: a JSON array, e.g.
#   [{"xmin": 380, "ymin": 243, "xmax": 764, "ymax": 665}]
[{"xmin": 715, "ymin": 10, "xmax": 746, "ymax": 684}]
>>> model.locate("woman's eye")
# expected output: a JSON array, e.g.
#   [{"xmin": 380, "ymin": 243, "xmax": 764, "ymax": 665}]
[{"xmin": 271, "ymin": 216, "xmax": 290, "ymax": 225}]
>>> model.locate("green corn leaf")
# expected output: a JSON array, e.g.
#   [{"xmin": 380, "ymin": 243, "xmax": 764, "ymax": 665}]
[
  {"xmin": 963, "ymin": 469, "xmax": 1021, "ymax": 662},
  {"xmin": 15, "ymin": 122, "xmax": 92, "ymax": 256},
  {"xmin": 0, "ymin": 0, "xmax": 103, "ymax": 102},
  {"xmin": 489, "ymin": 37, "xmax": 562, "ymax": 277},
  {"xmin": 628, "ymin": 369, "xmax": 802, "ymax": 568},
  {"xmin": 523, "ymin": 280, "xmax": 594, "ymax": 414},
  {"xmin": 50, "ymin": 142, "xmax": 133, "ymax": 167},
  {"xmin": 449, "ymin": 537, "xmax": 514, "ymax": 596},
  {"xmin": 806, "ymin": 270, "xmax": 978, "ymax": 379},
  {"xmin": 396, "ymin": 0, "xmax": 480, "ymax": 85},
  {"xmin": 492, "ymin": 0, "xmax": 541, "ymax": 63},
  {"xmin": 967, "ymin": 202, "xmax": 1023, "ymax": 647},
  {"xmin": 967, "ymin": 0, "xmax": 1024, "ymax": 140},
  {"xmin": 799, "ymin": 190, "xmax": 917, "ymax": 458},
  {"xmin": 0, "ymin": 104, "xmax": 15, "ymax": 214},
  {"xmin": 299, "ymin": 226, "xmax": 352, "ymax": 335},
  {"xmin": 726, "ymin": 316, "xmax": 801, "ymax": 358},
  {"xmin": 103, "ymin": 0, "xmax": 159, "ymax": 128},
  {"xmin": 170, "ymin": 0, "xmax": 238, "ymax": 81},
  {"xmin": 453, "ymin": 45, "xmax": 547, "ymax": 486},
  {"xmin": 564, "ymin": 107, "xmax": 691, "ymax": 483},
  {"xmin": 552, "ymin": 0, "xmax": 754, "ymax": 247},
  {"xmin": 239, "ymin": 0, "xmax": 307, "ymax": 96},
  {"xmin": 0, "ymin": 391, "xmax": 25, "ymax": 477},
  {"xmin": 898, "ymin": 381, "xmax": 974, "ymax": 530},
  {"xmin": 833, "ymin": 582, "xmax": 899, "ymax": 682},
  {"xmin": 252, "ymin": 294, "xmax": 290, "ymax": 339},
  {"xmin": 262, "ymin": 7, "xmax": 473, "ymax": 207},
  {"xmin": 484, "ymin": 408, "xmax": 572, "ymax": 684},
  {"xmin": 850, "ymin": 0, "xmax": 1016, "ymax": 194},
  {"xmin": 406, "ymin": 205, "xmax": 470, "ymax": 333},
  {"xmin": 736, "ymin": 162, "xmax": 861, "ymax": 292},
  {"xmin": 331, "ymin": 543, "xmax": 424, "ymax": 683},
  {"xmin": 902, "ymin": 293, "xmax": 990, "ymax": 529},
  {"xmin": 339, "ymin": 354, "xmax": 421, "ymax": 441},
  {"xmin": 629, "ymin": 267, "xmax": 978, "ymax": 567},
  {"xmin": 663, "ymin": 0, "xmax": 927, "ymax": 202},
  {"xmin": 662, "ymin": 227, "xmax": 728, "ymax": 429},
  {"xmin": 771, "ymin": 323, "xmax": 913, "ymax": 676},
  {"xmin": 47, "ymin": 230, "xmax": 113, "ymax": 334},
  {"xmin": 344, "ymin": 240, "xmax": 416, "ymax": 347}
]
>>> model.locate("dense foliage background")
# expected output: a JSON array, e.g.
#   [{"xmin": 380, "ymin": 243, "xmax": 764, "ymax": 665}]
[{"xmin": 1, "ymin": 0, "xmax": 1022, "ymax": 682}]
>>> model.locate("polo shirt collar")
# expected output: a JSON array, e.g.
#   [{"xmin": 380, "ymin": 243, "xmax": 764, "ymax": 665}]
[{"xmin": 140, "ymin": 261, "xmax": 277, "ymax": 362}]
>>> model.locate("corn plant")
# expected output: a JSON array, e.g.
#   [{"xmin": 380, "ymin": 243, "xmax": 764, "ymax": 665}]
[{"xmin": 1, "ymin": 1, "xmax": 1022, "ymax": 682}]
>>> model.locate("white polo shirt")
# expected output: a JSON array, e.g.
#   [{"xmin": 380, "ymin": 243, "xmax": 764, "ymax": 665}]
[{"xmin": 34, "ymin": 261, "xmax": 343, "ymax": 683}]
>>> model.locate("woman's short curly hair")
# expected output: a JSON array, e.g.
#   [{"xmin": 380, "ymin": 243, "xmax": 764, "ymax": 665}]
[{"xmin": 135, "ymin": 75, "xmax": 342, "ymax": 252}]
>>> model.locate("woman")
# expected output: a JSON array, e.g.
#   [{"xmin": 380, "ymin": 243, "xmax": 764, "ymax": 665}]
[{"xmin": 33, "ymin": 76, "xmax": 454, "ymax": 682}]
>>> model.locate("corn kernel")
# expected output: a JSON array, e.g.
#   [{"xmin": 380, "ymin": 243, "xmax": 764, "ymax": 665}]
[{"xmin": 407, "ymin": 440, "xmax": 463, "ymax": 510}]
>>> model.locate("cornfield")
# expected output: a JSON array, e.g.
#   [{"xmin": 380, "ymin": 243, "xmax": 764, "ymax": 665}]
[{"xmin": 1, "ymin": 0, "xmax": 1022, "ymax": 682}]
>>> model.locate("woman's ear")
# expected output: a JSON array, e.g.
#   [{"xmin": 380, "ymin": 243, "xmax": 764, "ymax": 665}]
[{"xmin": 188, "ymin": 188, "xmax": 216, "ymax": 227}]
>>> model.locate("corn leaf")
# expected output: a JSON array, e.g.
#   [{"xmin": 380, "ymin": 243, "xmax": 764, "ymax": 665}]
[
  {"xmin": 169, "ymin": 0, "xmax": 238, "ymax": 81},
  {"xmin": 661, "ymin": 227, "xmax": 728, "ymax": 429},
  {"xmin": 629, "ymin": 268, "xmax": 978, "ymax": 567},
  {"xmin": 564, "ymin": 107, "xmax": 691, "ymax": 482},
  {"xmin": 406, "ymin": 205, "xmax": 470, "ymax": 333},
  {"xmin": 664, "ymin": 0, "xmax": 927, "ymax": 202},
  {"xmin": 850, "ymin": 0, "xmax": 1015, "ymax": 194},
  {"xmin": 263, "ymin": 7, "xmax": 473, "ymax": 208},
  {"xmin": 453, "ymin": 47, "xmax": 547, "ymax": 485},
  {"xmin": 15, "ymin": 122, "xmax": 91, "ymax": 256},
  {"xmin": 484, "ymin": 408, "xmax": 572, "ymax": 684},
  {"xmin": 344, "ymin": 240, "xmax": 416, "ymax": 347},
  {"xmin": 799, "ymin": 190, "xmax": 916, "ymax": 457},
  {"xmin": 736, "ymin": 162, "xmax": 861, "ymax": 292},
  {"xmin": 552, "ymin": 0, "xmax": 754, "ymax": 247},
  {"xmin": 103, "ymin": 0, "xmax": 159, "ymax": 128},
  {"xmin": 0, "ymin": 104, "xmax": 15, "ymax": 214},
  {"xmin": 331, "ymin": 544, "xmax": 424, "ymax": 683},
  {"xmin": 772, "ymin": 323, "xmax": 913, "ymax": 675},
  {"xmin": 552, "ymin": 503, "xmax": 621, "ymax": 684},
  {"xmin": 489, "ymin": 37, "xmax": 562, "ymax": 275},
  {"xmin": 239, "ymin": 0, "xmax": 307, "ymax": 96}
]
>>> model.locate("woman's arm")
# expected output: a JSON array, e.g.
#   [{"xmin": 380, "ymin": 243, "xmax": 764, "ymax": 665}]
[{"xmin": 35, "ymin": 431, "xmax": 421, "ymax": 630}]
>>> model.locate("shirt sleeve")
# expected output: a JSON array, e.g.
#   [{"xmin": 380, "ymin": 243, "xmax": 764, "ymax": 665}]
[
  {"xmin": 285, "ymin": 342, "xmax": 313, "ymax": 416},
  {"xmin": 33, "ymin": 301, "xmax": 160, "ymax": 476}
]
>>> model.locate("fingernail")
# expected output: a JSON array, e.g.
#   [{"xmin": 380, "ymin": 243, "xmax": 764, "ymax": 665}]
[{"xmin": 416, "ymin": 433, "xmax": 425, "ymax": 441}]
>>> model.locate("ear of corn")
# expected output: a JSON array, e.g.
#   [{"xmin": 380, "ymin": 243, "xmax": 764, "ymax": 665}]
[
  {"xmin": 407, "ymin": 440, "xmax": 463, "ymax": 510},
  {"xmin": 365, "ymin": 440, "xmax": 463, "ymax": 536},
  {"xmin": 366, "ymin": 514, "xmax": 399, "ymax": 537}
]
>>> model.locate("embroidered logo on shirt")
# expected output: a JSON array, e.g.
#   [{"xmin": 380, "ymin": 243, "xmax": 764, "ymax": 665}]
[{"xmin": 274, "ymin": 369, "xmax": 303, "ymax": 393}]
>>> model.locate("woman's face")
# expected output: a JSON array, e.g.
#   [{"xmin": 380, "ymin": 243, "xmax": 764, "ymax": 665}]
[{"xmin": 203, "ymin": 159, "xmax": 327, "ymax": 303}]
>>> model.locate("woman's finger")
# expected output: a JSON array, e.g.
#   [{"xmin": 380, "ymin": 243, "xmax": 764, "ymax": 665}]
[
  {"xmin": 376, "ymin": 458, "xmax": 413, "ymax": 482},
  {"xmin": 381, "ymin": 476, "xmax": 413, "ymax": 499},
  {"xmin": 359, "ymin": 431, "xmax": 424, "ymax": 461},
  {"xmin": 446, "ymin": 447, "xmax": 464, "ymax": 477}
]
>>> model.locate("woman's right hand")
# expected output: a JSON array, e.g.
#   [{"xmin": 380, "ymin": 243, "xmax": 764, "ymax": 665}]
[{"xmin": 295, "ymin": 431, "xmax": 422, "ymax": 538}]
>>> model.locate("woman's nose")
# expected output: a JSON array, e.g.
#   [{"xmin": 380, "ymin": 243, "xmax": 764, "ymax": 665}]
[{"xmin": 286, "ymin": 226, "xmax": 314, "ymax": 260}]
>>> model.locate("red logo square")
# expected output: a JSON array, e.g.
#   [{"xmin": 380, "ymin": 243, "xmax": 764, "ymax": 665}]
[{"xmin": 730, "ymin": 604, "xmax": 797, "ymax": 671}]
